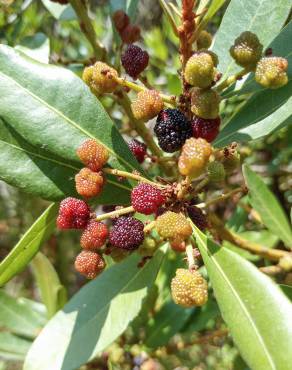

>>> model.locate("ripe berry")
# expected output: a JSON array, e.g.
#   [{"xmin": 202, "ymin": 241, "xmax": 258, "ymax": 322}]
[
  {"xmin": 57, "ymin": 197, "xmax": 90, "ymax": 229},
  {"xmin": 178, "ymin": 138, "xmax": 212, "ymax": 179},
  {"xmin": 80, "ymin": 221, "xmax": 108, "ymax": 250},
  {"xmin": 187, "ymin": 206, "xmax": 208, "ymax": 231},
  {"xmin": 112, "ymin": 10, "xmax": 130, "ymax": 32},
  {"xmin": 154, "ymin": 109, "xmax": 192, "ymax": 153},
  {"xmin": 184, "ymin": 51, "xmax": 217, "ymax": 88},
  {"xmin": 131, "ymin": 90, "xmax": 164, "ymax": 121},
  {"xmin": 75, "ymin": 168, "xmax": 104, "ymax": 198},
  {"xmin": 76, "ymin": 139, "xmax": 109, "ymax": 172},
  {"xmin": 75, "ymin": 251, "xmax": 105, "ymax": 279},
  {"xmin": 131, "ymin": 183, "xmax": 165, "ymax": 215},
  {"xmin": 255, "ymin": 56, "xmax": 288, "ymax": 89},
  {"xmin": 197, "ymin": 30, "xmax": 212, "ymax": 50},
  {"xmin": 191, "ymin": 115, "xmax": 221, "ymax": 142},
  {"xmin": 171, "ymin": 268, "xmax": 208, "ymax": 307},
  {"xmin": 156, "ymin": 211, "xmax": 192, "ymax": 242},
  {"xmin": 120, "ymin": 24, "xmax": 141, "ymax": 44},
  {"xmin": 191, "ymin": 88, "xmax": 220, "ymax": 119},
  {"xmin": 230, "ymin": 31, "xmax": 263, "ymax": 69},
  {"xmin": 128, "ymin": 139, "xmax": 147, "ymax": 163},
  {"xmin": 207, "ymin": 161, "xmax": 226, "ymax": 182},
  {"xmin": 83, "ymin": 62, "xmax": 118, "ymax": 95},
  {"xmin": 109, "ymin": 216, "xmax": 144, "ymax": 250},
  {"xmin": 121, "ymin": 44, "xmax": 149, "ymax": 79}
]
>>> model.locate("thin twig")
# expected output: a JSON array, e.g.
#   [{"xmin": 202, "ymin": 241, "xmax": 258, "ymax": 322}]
[
  {"xmin": 103, "ymin": 168, "xmax": 165, "ymax": 187},
  {"xmin": 95, "ymin": 206, "xmax": 134, "ymax": 221}
]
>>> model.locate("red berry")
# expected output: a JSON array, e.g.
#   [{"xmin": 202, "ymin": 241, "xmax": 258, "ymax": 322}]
[
  {"xmin": 120, "ymin": 25, "xmax": 141, "ymax": 44},
  {"xmin": 191, "ymin": 116, "xmax": 221, "ymax": 143},
  {"xmin": 128, "ymin": 139, "xmax": 147, "ymax": 163},
  {"xmin": 80, "ymin": 221, "xmax": 108, "ymax": 250},
  {"xmin": 109, "ymin": 216, "xmax": 144, "ymax": 250},
  {"xmin": 75, "ymin": 251, "xmax": 105, "ymax": 279},
  {"xmin": 76, "ymin": 139, "xmax": 109, "ymax": 172},
  {"xmin": 121, "ymin": 44, "xmax": 149, "ymax": 79},
  {"xmin": 75, "ymin": 168, "xmax": 104, "ymax": 198},
  {"xmin": 131, "ymin": 183, "xmax": 165, "ymax": 215},
  {"xmin": 112, "ymin": 10, "xmax": 130, "ymax": 32},
  {"xmin": 57, "ymin": 197, "xmax": 90, "ymax": 230}
]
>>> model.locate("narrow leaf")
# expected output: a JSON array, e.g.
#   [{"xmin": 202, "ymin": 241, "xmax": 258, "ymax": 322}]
[
  {"xmin": 280, "ymin": 285, "xmax": 292, "ymax": 301},
  {"xmin": 0, "ymin": 332, "xmax": 31, "ymax": 361},
  {"xmin": 243, "ymin": 165, "xmax": 292, "ymax": 248},
  {"xmin": 193, "ymin": 225, "xmax": 292, "ymax": 370}
]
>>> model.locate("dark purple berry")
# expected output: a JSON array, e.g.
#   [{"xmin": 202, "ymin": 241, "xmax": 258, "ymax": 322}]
[
  {"xmin": 109, "ymin": 216, "xmax": 144, "ymax": 250},
  {"xmin": 121, "ymin": 44, "xmax": 149, "ymax": 79}
]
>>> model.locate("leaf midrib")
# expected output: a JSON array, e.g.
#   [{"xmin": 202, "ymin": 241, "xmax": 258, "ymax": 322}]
[{"xmin": 195, "ymin": 230, "xmax": 276, "ymax": 370}]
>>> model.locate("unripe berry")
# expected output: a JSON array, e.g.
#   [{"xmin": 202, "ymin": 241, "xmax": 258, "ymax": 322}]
[
  {"xmin": 222, "ymin": 147, "xmax": 240, "ymax": 174},
  {"xmin": 82, "ymin": 66, "xmax": 94, "ymax": 86},
  {"xmin": 138, "ymin": 237, "xmax": 157, "ymax": 256},
  {"xmin": 109, "ymin": 216, "xmax": 144, "ymax": 250},
  {"xmin": 230, "ymin": 31, "xmax": 263, "ymax": 69},
  {"xmin": 80, "ymin": 221, "xmax": 108, "ymax": 250},
  {"xmin": 156, "ymin": 211, "xmax": 192, "ymax": 242},
  {"xmin": 197, "ymin": 30, "xmax": 213, "ymax": 50},
  {"xmin": 89, "ymin": 62, "xmax": 118, "ymax": 94},
  {"xmin": 171, "ymin": 268, "xmax": 208, "ymax": 307},
  {"xmin": 279, "ymin": 255, "xmax": 292, "ymax": 272},
  {"xmin": 110, "ymin": 247, "xmax": 129, "ymax": 262},
  {"xmin": 207, "ymin": 161, "xmax": 226, "ymax": 182},
  {"xmin": 184, "ymin": 51, "xmax": 217, "ymax": 88},
  {"xmin": 120, "ymin": 24, "xmax": 141, "ymax": 44},
  {"xmin": 76, "ymin": 139, "xmax": 109, "ymax": 172},
  {"xmin": 128, "ymin": 139, "xmax": 147, "ymax": 163},
  {"xmin": 178, "ymin": 138, "xmax": 212, "ymax": 179},
  {"xmin": 75, "ymin": 251, "xmax": 105, "ymax": 279},
  {"xmin": 131, "ymin": 90, "xmax": 164, "ymax": 121},
  {"xmin": 121, "ymin": 44, "xmax": 149, "ymax": 79},
  {"xmin": 75, "ymin": 168, "xmax": 104, "ymax": 198},
  {"xmin": 255, "ymin": 57, "xmax": 288, "ymax": 89},
  {"xmin": 187, "ymin": 206, "xmax": 208, "ymax": 231},
  {"xmin": 191, "ymin": 115, "xmax": 221, "ymax": 142},
  {"xmin": 131, "ymin": 183, "xmax": 165, "ymax": 215},
  {"xmin": 170, "ymin": 239, "xmax": 187, "ymax": 253},
  {"xmin": 191, "ymin": 88, "xmax": 220, "ymax": 119},
  {"xmin": 112, "ymin": 10, "xmax": 130, "ymax": 32},
  {"xmin": 57, "ymin": 197, "xmax": 90, "ymax": 230}
]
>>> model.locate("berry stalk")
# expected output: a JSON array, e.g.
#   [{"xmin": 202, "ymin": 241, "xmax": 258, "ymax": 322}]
[
  {"xmin": 103, "ymin": 168, "xmax": 166, "ymax": 188},
  {"xmin": 95, "ymin": 205, "xmax": 135, "ymax": 222},
  {"xmin": 215, "ymin": 68, "xmax": 248, "ymax": 92}
]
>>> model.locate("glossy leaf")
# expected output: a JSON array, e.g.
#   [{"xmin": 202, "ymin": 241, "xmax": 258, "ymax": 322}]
[
  {"xmin": 31, "ymin": 253, "xmax": 67, "ymax": 319},
  {"xmin": 0, "ymin": 332, "xmax": 31, "ymax": 361},
  {"xmin": 0, "ymin": 45, "xmax": 141, "ymax": 202},
  {"xmin": 280, "ymin": 285, "xmax": 292, "ymax": 301},
  {"xmin": 24, "ymin": 247, "xmax": 166, "ymax": 370},
  {"xmin": 0, "ymin": 203, "xmax": 58, "ymax": 286},
  {"xmin": 213, "ymin": 0, "xmax": 291, "ymax": 78},
  {"xmin": 0, "ymin": 290, "xmax": 46, "ymax": 338},
  {"xmin": 192, "ymin": 225, "xmax": 292, "ymax": 370},
  {"xmin": 243, "ymin": 165, "xmax": 292, "ymax": 248}
]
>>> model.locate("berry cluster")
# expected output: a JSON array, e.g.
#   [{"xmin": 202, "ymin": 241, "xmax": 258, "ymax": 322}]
[{"xmin": 112, "ymin": 10, "xmax": 141, "ymax": 44}]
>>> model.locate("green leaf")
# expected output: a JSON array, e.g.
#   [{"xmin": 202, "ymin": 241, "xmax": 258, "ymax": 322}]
[
  {"xmin": 200, "ymin": 0, "xmax": 227, "ymax": 27},
  {"xmin": 31, "ymin": 253, "xmax": 67, "ymax": 319},
  {"xmin": 213, "ymin": 0, "xmax": 291, "ymax": 78},
  {"xmin": 24, "ymin": 247, "xmax": 166, "ymax": 370},
  {"xmin": 145, "ymin": 300, "xmax": 193, "ymax": 348},
  {"xmin": 243, "ymin": 165, "xmax": 292, "ymax": 248},
  {"xmin": 280, "ymin": 285, "xmax": 292, "ymax": 301},
  {"xmin": 0, "ymin": 332, "xmax": 31, "ymax": 361},
  {"xmin": 192, "ymin": 225, "xmax": 292, "ymax": 370},
  {"xmin": 0, "ymin": 45, "xmax": 142, "ymax": 202},
  {"xmin": 183, "ymin": 299, "xmax": 219, "ymax": 333},
  {"xmin": 41, "ymin": 0, "xmax": 76, "ymax": 20},
  {"xmin": 109, "ymin": 0, "xmax": 139, "ymax": 19},
  {"xmin": 0, "ymin": 203, "xmax": 58, "ymax": 286},
  {"xmin": 0, "ymin": 290, "xmax": 46, "ymax": 339},
  {"xmin": 15, "ymin": 33, "xmax": 50, "ymax": 64}
]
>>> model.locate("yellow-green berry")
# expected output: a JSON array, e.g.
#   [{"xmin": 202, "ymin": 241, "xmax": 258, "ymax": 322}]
[
  {"xmin": 222, "ymin": 148, "xmax": 240, "ymax": 174},
  {"xmin": 171, "ymin": 268, "xmax": 208, "ymax": 307},
  {"xmin": 207, "ymin": 161, "xmax": 226, "ymax": 183},
  {"xmin": 197, "ymin": 30, "xmax": 212, "ymax": 50},
  {"xmin": 138, "ymin": 237, "xmax": 157, "ymax": 256},
  {"xmin": 191, "ymin": 88, "xmax": 220, "ymax": 119},
  {"xmin": 184, "ymin": 51, "xmax": 216, "ymax": 88},
  {"xmin": 230, "ymin": 31, "xmax": 263, "ymax": 69},
  {"xmin": 82, "ymin": 66, "xmax": 94, "ymax": 86},
  {"xmin": 156, "ymin": 211, "xmax": 192, "ymax": 243},
  {"xmin": 255, "ymin": 57, "xmax": 288, "ymax": 89},
  {"xmin": 90, "ymin": 61, "xmax": 118, "ymax": 94},
  {"xmin": 279, "ymin": 255, "xmax": 292, "ymax": 272},
  {"xmin": 131, "ymin": 90, "xmax": 164, "ymax": 121}
]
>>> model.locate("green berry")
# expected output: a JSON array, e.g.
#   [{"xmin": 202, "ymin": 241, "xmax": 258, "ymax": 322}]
[
  {"xmin": 138, "ymin": 237, "xmax": 157, "ymax": 256},
  {"xmin": 230, "ymin": 31, "xmax": 263, "ymax": 69},
  {"xmin": 255, "ymin": 57, "xmax": 288, "ymax": 89},
  {"xmin": 84, "ymin": 62, "xmax": 118, "ymax": 95},
  {"xmin": 156, "ymin": 211, "xmax": 192, "ymax": 242},
  {"xmin": 207, "ymin": 161, "xmax": 226, "ymax": 183},
  {"xmin": 222, "ymin": 147, "xmax": 240, "ymax": 174},
  {"xmin": 197, "ymin": 30, "xmax": 212, "ymax": 50},
  {"xmin": 184, "ymin": 51, "xmax": 216, "ymax": 88},
  {"xmin": 191, "ymin": 88, "xmax": 220, "ymax": 119}
]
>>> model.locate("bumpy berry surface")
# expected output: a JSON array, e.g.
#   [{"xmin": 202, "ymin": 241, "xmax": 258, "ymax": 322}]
[
  {"xmin": 197, "ymin": 30, "xmax": 212, "ymax": 50},
  {"xmin": 156, "ymin": 211, "xmax": 192, "ymax": 242},
  {"xmin": 112, "ymin": 10, "xmax": 130, "ymax": 32},
  {"xmin": 207, "ymin": 161, "xmax": 226, "ymax": 182},
  {"xmin": 154, "ymin": 109, "xmax": 192, "ymax": 153},
  {"xmin": 191, "ymin": 115, "xmax": 220, "ymax": 142},
  {"xmin": 255, "ymin": 56, "xmax": 288, "ymax": 89},
  {"xmin": 89, "ymin": 62, "xmax": 118, "ymax": 94},
  {"xmin": 121, "ymin": 25, "xmax": 141, "ymax": 44},
  {"xmin": 171, "ymin": 269, "xmax": 208, "ymax": 307},
  {"xmin": 178, "ymin": 138, "xmax": 212, "ymax": 179},
  {"xmin": 75, "ymin": 168, "xmax": 104, "ymax": 198},
  {"xmin": 128, "ymin": 139, "xmax": 147, "ymax": 163},
  {"xmin": 131, "ymin": 183, "xmax": 165, "ymax": 215},
  {"xmin": 184, "ymin": 52, "xmax": 216, "ymax": 88},
  {"xmin": 80, "ymin": 221, "xmax": 108, "ymax": 250},
  {"xmin": 57, "ymin": 197, "xmax": 90, "ymax": 229},
  {"xmin": 191, "ymin": 88, "xmax": 220, "ymax": 119},
  {"xmin": 230, "ymin": 31, "xmax": 263, "ymax": 69},
  {"xmin": 187, "ymin": 206, "xmax": 208, "ymax": 231},
  {"xmin": 76, "ymin": 139, "xmax": 109, "ymax": 172},
  {"xmin": 131, "ymin": 90, "xmax": 164, "ymax": 121},
  {"xmin": 82, "ymin": 66, "xmax": 94, "ymax": 86},
  {"xmin": 121, "ymin": 44, "xmax": 149, "ymax": 79},
  {"xmin": 109, "ymin": 216, "xmax": 144, "ymax": 250},
  {"xmin": 75, "ymin": 251, "xmax": 105, "ymax": 279}
]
